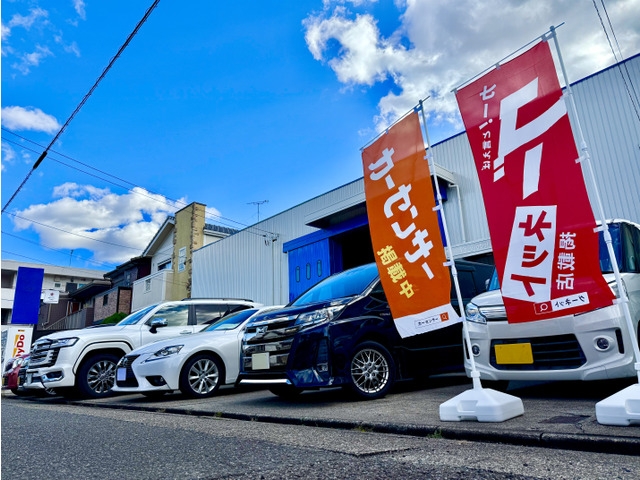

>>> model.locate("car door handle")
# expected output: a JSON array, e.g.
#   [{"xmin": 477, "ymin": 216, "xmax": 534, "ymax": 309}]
[{"xmin": 180, "ymin": 330, "xmax": 192, "ymax": 335}]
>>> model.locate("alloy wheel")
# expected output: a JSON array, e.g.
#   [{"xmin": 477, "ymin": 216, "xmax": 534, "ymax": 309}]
[
  {"xmin": 187, "ymin": 358, "xmax": 219, "ymax": 395},
  {"xmin": 350, "ymin": 347, "xmax": 390, "ymax": 394},
  {"xmin": 87, "ymin": 360, "xmax": 116, "ymax": 394}
]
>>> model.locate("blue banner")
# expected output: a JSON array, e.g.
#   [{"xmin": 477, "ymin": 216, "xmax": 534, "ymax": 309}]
[{"xmin": 11, "ymin": 267, "xmax": 45, "ymax": 325}]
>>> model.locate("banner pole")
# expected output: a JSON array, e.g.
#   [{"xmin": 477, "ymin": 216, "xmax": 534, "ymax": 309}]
[
  {"xmin": 419, "ymin": 101, "xmax": 524, "ymax": 422},
  {"xmin": 418, "ymin": 100, "xmax": 481, "ymax": 390},
  {"xmin": 550, "ymin": 26, "xmax": 640, "ymax": 426},
  {"xmin": 550, "ymin": 26, "xmax": 640, "ymax": 383}
]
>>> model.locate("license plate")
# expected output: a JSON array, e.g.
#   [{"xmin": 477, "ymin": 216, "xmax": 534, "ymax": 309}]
[
  {"xmin": 117, "ymin": 368, "xmax": 127, "ymax": 381},
  {"xmin": 495, "ymin": 343, "xmax": 534, "ymax": 364},
  {"xmin": 26, "ymin": 373, "xmax": 32, "ymax": 384},
  {"xmin": 252, "ymin": 353, "xmax": 270, "ymax": 370}
]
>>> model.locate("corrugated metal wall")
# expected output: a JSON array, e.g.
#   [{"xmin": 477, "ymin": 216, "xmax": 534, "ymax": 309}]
[
  {"xmin": 193, "ymin": 55, "xmax": 640, "ymax": 305},
  {"xmin": 192, "ymin": 179, "xmax": 366, "ymax": 305}
]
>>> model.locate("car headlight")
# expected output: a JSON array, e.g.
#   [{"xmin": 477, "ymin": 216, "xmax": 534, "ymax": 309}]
[
  {"xmin": 465, "ymin": 302, "xmax": 487, "ymax": 325},
  {"xmin": 50, "ymin": 337, "xmax": 79, "ymax": 348},
  {"xmin": 143, "ymin": 345, "xmax": 184, "ymax": 362},
  {"xmin": 608, "ymin": 279, "xmax": 627, "ymax": 299},
  {"xmin": 295, "ymin": 306, "xmax": 345, "ymax": 329}
]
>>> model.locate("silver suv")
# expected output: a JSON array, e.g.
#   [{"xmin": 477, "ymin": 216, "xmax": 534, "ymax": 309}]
[{"xmin": 24, "ymin": 298, "xmax": 259, "ymax": 398}]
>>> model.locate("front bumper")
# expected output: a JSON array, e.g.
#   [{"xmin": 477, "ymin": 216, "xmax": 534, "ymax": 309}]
[
  {"xmin": 465, "ymin": 303, "xmax": 638, "ymax": 381},
  {"xmin": 23, "ymin": 345, "xmax": 80, "ymax": 390},
  {"xmin": 239, "ymin": 323, "xmax": 337, "ymax": 389},
  {"xmin": 111, "ymin": 353, "xmax": 182, "ymax": 394}
]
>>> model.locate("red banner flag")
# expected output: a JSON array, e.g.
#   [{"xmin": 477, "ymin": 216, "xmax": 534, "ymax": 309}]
[
  {"xmin": 455, "ymin": 41, "xmax": 614, "ymax": 323},
  {"xmin": 362, "ymin": 112, "xmax": 459, "ymax": 338}
]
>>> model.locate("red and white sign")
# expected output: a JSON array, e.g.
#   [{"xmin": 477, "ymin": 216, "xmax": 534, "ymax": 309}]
[
  {"xmin": 362, "ymin": 112, "xmax": 458, "ymax": 337},
  {"xmin": 455, "ymin": 41, "xmax": 614, "ymax": 323}
]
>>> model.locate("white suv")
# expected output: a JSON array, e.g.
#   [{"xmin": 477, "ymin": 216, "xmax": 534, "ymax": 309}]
[
  {"xmin": 465, "ymin": 219, "xmax": 640, "ymax": 383},
  {"xmin": 24, "ymin": 298, "xmax": 259, "ymax": 398}
]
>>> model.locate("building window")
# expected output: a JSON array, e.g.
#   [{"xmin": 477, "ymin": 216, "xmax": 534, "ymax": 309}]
[
  {"xmin": 295, "ymin": 267, "xmax": 300, "ymax": 283},
  {"xmin": 1, "ymin": 270, "xmax": 14, "ymax": 288},
  {"xmin": 158, "ymin": 260, "xmax": 171, "ymax": 271},
  {"xmin": 54, "ymin": 283, "xmax": 61, "ymax": 288},
  {"xmin": 317, "ymin": 260, "xmax": 322, "ymax": 277},
  {"xmin": 306, "ymin": 263, "xmax": 311, "ymax": 280},
  {"xmin": 103, "ymin": 294, "xmax": 109, "ymax": 306}
]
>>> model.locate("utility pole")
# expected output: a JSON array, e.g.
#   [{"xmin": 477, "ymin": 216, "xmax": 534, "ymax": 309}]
[{"xmin": 248, "ymin": 200, "xmax": 268, "ymax": 223}]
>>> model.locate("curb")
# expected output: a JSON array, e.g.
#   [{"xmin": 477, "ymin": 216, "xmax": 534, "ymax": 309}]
[{"xmin": 34, "ymin": 396, "xmax": 640, "ymax": 456}]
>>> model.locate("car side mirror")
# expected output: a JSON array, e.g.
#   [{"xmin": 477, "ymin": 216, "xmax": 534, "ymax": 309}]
[{"xmin": 149, "ymin": 318, "xmax": 168, "ymax": 334}]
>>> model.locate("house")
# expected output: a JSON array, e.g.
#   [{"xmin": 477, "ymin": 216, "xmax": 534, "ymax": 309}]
[
  {"xmin": 131, "ymin": 202, "xmax": 237, "ymax": 310},
  {"xmin": 92, "ymin": 256, "xmax": 151, "ymax": 324}
]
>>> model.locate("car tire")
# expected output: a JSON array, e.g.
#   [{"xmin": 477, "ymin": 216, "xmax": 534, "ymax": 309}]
[
  {"xmin": 347, "ymin": 341, "xmax": 396, "ymax": 400},
  {"xmin": 76, "ymin": 353, "xmax": 119, "ymax": 398},
  {"xmin": 268, "ymin": 385, "xmax": 303, "ymax": 400},
  {"xmin": 179, "ymin": 354, "xmax": 222, "ymax": 398}
]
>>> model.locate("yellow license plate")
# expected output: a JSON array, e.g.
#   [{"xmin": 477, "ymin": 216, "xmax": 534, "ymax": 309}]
[{"xmin": 495, "ymin": 343, "xmax": 534, "ymax": 364}]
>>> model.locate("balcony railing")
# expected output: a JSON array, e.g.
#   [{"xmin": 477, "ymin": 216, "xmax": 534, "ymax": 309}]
[
  {"xmin": 42, "ymin": 307, "xmax": 94, "ymax": 331},
  {"xmin": 131, "ymin": 269, "xmax": 174, "ymax": 311}
]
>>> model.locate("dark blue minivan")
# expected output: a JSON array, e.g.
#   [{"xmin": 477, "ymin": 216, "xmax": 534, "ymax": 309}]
[{"xmin": 237, "ymin": 261, "xmax": 492, "ymax": 399}]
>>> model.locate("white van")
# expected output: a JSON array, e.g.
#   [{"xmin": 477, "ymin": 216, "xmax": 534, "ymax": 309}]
[{"xmin": 465, "ymin": 219, "xmax": 640, "ymax": 382}]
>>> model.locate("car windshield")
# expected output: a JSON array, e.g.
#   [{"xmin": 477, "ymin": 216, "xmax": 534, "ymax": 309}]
[
  {"xmin": 117, "ymin": 304, "xmax": 158, "ymax": 326},
  {"xmin": 201, "ymin": 309, "xmax": 258, "ymax": 332},
  {"xmin": 292, "ymin": 263, "xmax": 380, "ymax": 306}
]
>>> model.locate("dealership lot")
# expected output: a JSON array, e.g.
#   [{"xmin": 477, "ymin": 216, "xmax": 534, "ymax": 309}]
[{"xmin": 6, "ymin": 375, "xmax": 639, "ymax": 455}]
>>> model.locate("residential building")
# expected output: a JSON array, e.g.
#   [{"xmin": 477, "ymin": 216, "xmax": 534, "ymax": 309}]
[{"xmin": 131, "ymin": 202, "xmax": 237, "ymax": 310}]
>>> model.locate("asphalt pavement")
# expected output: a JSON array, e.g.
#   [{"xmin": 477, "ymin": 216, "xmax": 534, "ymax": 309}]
[{"xmin": 6, "ymin": 375, "xmax": 640, "ymax": 456}]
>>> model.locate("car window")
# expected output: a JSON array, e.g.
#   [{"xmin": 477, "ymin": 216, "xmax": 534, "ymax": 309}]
[
  {"xmin": 117, "ymin": 304, "xmax": 158, "ymax": 326},
  {"xmin": 455, "ymin": 270, "xmax": 477, "ymax": 299},
  {"xmin": 292, "ymin": 263, "xmax": 379, "ymax": 306},
  {"xmin": 600, "ymin": 224, "xmax": 623, "ymax": 273},
  {"xmin": 194, "ymin": 304, "xmax": 229, "ymax": 325},
  {"xmin": 147, "ymin": 304, "xmax": 190, "ymax": 327},
  {"xmin": 202, "ymin": 309, "xmax": 258, "ymax": 332}
]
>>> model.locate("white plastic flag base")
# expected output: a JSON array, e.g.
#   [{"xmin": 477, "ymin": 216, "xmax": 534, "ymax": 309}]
[
  {"xmin": 439, "ymin": 387, "xmax": 524, "ymax": 422},
  {"xmin": 595, "ymin": 383, "xmax": 640, "ymax": 426}
]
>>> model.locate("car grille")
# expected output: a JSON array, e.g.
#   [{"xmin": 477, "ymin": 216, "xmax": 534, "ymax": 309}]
[
  {"xmin": 116, "ymin": 355, "xmax": 140, "ymax": 388},
  {"xmin": 490, "ymin": 334, "xmax": 586, "ymax": 370},
  {"xmin": 243, "ymin": 315, "xmax": 300, "ymax": 373},
  {"xmin": 29, "ymin": 341, "xmax": 61, "ymax": 368}
]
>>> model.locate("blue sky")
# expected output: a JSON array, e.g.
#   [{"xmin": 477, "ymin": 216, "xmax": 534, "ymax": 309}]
[{"xmin": 2, "ymin": 0, "xmax": 639, "ymax": 271}]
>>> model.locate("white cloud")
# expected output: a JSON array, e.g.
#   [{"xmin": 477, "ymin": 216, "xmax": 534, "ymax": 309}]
[
  {"xmin": 7, "ymin": 7, "xmax": 48, "ymax": 30},
  {"xmin": 1, "ymin": 22, "xmax": 10, "ymax": 41},
  {"xmin": 73, "ymin": 1, "xmax": 87, "ymax": 20},
  {"xmin": 1, "ymin": 106, "xmax": 61, "ymax": 133},
  {"xmin": 11, "ymin": 185, "xmax": 191, "ymax": 264},
  {"xmin": 304, "ymin": 0, "xmax": 640, "ymax": 134},
  {"xmin": 13, "ymin": 45, "xmax": 54, "ymax": 74},
  {"xmin": 1, "ymin": 142, "xmax": 17, "ymax": 171}
]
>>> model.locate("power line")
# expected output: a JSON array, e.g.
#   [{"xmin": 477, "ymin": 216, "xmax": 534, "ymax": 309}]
[
  {"xmin": 2, "ymin": 129, "xmax": 279, "ymax": 238},
  {"xmin": 1, "ymin": 0, "xmax": 162, "ymax": 214},
  {"xmin": 3, "ymin": 212, "xmax": 143, "ymax": 251},
  {"xmin": 592, "ymin": 0, "xmax": 640, "ymax": 123},
  {"xmin": 1, "ymin": 231, "xmax": 119, "ymax": 269}
]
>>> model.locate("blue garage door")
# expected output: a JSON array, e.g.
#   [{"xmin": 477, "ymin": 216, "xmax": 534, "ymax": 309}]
[{"xmin": 287, "ymin": 239, "xmax": 341, "ymax": 303}]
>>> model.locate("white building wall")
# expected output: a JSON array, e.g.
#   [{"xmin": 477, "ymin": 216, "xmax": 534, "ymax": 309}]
[
  {"xmin": 150, "ymin": 234, "xmax": 174, "ymax": 273},
  {"xmin": 192, "ymin": 179, "xmax": 365, "ymax": 305}
]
